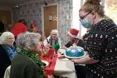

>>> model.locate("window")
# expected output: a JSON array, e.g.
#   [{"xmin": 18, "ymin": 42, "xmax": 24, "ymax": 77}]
[
  {"xmin": 72, "ymin": 0, "xmax": 86, "ymax": 38},
  {"xmin": 105, "ymin": 0, "xmax": 117, "ymax": 24}
]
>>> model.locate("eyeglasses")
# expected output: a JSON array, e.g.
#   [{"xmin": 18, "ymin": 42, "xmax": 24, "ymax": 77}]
[{"xmin": 79, "ymin": 12, "xmax": 91, "ymax": 21}]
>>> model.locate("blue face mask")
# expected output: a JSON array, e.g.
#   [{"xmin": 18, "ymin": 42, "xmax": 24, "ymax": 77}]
[{"xmin": 81, "ymin": 17, "xmax": 92, "ymax": 28}]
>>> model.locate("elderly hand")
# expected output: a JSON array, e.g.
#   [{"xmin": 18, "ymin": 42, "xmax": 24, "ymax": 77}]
[
  {"xmin": 44, "ymin": 44, "xmax": 51, "ymax": 51},
  {"xmin": 46, "ymin": 44, "xmax": 52, "ymax": 48},
  {"xmin": 39, "ymin": 48, "xmax": 47, "ymax": 56},
  {"xmin": 38, "ymin": 44, "xmax": 48, "ymax": 56}
]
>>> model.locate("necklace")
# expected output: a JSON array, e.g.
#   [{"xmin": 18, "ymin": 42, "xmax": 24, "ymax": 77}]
[{"xmin": 21, "ymin": 49, "xmax": 45, "ymax": 75}]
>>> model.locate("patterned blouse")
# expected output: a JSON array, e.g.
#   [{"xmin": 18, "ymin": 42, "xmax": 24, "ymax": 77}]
[{"xmin": 84, "ymin": 19, "xmax": 117, "ymax": 77}]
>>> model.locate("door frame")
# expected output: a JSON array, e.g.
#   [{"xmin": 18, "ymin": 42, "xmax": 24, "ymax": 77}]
[{"xmin": 41, "ymin": 3, "xmax": 58, "ymax": 38}]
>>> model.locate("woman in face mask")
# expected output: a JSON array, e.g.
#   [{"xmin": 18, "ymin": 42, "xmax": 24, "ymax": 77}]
[{"xmin": 69, "ymin": 0, "xmax": 117, "ymax": 78}]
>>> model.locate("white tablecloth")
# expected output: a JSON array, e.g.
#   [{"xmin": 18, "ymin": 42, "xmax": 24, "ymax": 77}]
[
  {"xmin": 54, "ymin": 58, "xmax": 77, "ymax": 78},
  {"xmin": 54, "ymin": 49, "xmax": 77, "ymax": 78}
]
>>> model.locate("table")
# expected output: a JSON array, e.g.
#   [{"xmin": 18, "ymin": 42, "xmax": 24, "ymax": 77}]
[
  {"xmin": 54, "ymin": 49, "xmax": 77, "ymax": 78},
  {"xmin": 54, "ymin": 58, "xmax": 77, "ymax": 78},
  {"xmin": 4, "ymin": 48, "xmax": 77, "ymax": 78}
]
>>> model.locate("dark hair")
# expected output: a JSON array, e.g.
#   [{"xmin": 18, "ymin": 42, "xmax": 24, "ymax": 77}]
[
  {"xmin": 79, "ymin": 0, "xmax": 105, "ymax": 17},
  {"xmin": 18, "ymin": 19, "xmax": 27, "ymax": 25}
]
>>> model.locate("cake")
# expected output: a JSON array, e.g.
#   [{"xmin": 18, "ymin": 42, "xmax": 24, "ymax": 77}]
[{"xmin": 65, "ymin": 46, "xmax": 84, "ymax": 58}]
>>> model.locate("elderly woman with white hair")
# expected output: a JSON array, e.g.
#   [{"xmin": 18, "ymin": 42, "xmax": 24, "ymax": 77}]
[
  {"xmin": 43, "ymin": 29, "xmax": 61, "ymax": 53},
  {"xmin": 10, "ymin": 32, "xmax": 45, "ymax": 78},
  {"xmin": 0, "ymin": 31, "xmax": 16, "ymax": 78}
]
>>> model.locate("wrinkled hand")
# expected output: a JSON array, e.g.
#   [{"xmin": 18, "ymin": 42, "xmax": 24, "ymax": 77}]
[
  {"xmin": 38, "ymin": 45, "xmax": 48, "ymax": 56},
  {"xmin": 39, "ymin": 47, "xmax": 47, "ymax": 56},
  {"xmin": 44, "ymin": 44, "xmax": 51, "ymax": 51},
  {"xmin": 46, "ymin": 44, "xmax": 52, "ymax": 47},
  {"xmin": 40, "ymin": 44, "xmax": 52, "ymax": 56}
]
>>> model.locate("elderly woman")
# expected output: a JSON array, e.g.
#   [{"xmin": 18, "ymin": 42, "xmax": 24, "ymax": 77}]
[
  {"xmin": 10, "ymin": 32, "xmax": 44, "ymax": 78},
  {"xmin": 43, "ymin": 29, "xmax": 61, "ymax": 52},
  {"xmin": 0, "ymin": 32, "xmax": 16, "ymax": 78}
]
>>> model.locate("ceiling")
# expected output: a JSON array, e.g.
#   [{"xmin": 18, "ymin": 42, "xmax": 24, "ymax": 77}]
[
  {"xmin": 0, "ymin": 0, "xmax": 59, "ymax": 9},
  {"xmin": 0, "ymin": 0, "xmax": 58, "ymax": 5},
  {"xmin": 0, "ymin": 0, "xmax": 41, "ymax": 5}
]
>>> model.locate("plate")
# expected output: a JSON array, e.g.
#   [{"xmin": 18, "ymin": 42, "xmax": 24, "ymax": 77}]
[
  {"xmin": 64, "ymin": 52, "xmax": 87, "ymax": 58},
  {"xmin": 60, "ymin": 58, "xmax": 69, "ymax": 61},
  {"xmin": 41, "ymin": 60, "xmax": 49, "ymax": 67}
]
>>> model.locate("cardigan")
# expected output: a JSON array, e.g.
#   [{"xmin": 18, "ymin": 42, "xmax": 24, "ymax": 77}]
[
  {"xmin": 10, "ymin": 53, "xmax": 43, "ymax": 78},
  {"xmin": 0, "ymin": 45, "xmax": 11, "ymax": 78}
]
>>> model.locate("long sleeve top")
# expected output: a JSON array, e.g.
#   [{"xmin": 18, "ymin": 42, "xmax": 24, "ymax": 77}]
[
  {"xmin": 85, "ymin": 19, "xmax": 117, "ymax": 77},
  {"xmin": 10, "ymin": 53, "xmax": 43, "ymax": 78}
]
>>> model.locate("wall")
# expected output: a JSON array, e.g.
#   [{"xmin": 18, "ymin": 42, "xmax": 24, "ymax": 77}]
[
  {"xmin": 0, "ymin": 4, "xmax": 12, "ymax": 11},
  {"xmin": 58, "ymin": 0, "xmax": 72, "ymax": 43},
  {"xmin": 12, "ymin": 0, "xmax": 72, "ymax": 43},
  {"xmin": 12, "ymin": 2, "xmax": 42, "ymax": 29}
]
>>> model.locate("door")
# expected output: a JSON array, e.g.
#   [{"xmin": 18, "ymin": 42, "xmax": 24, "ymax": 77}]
[
  {"xmin": 0, "ymin": 10, "xmax": 11, "ymax": 31},
  {"xmin": 44, "ymin": 5, "xmax": 57, "ymax": 37}
]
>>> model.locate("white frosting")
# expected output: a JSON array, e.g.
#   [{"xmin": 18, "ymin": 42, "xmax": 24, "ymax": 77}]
[{"xmin": 71, "ymin": 50, "xmax": 76, "ymax": 53}]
